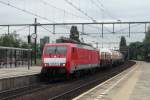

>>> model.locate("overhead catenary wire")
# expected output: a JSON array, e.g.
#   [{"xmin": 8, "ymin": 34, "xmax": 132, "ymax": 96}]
[
  {"xmin": 0, "ymin": 0, "xmax": 143, "ymax": 40},
  {"xmin": 0, "ymin": 0, "xmax": 54, "ymax": 23},
  {"xmin": 64, "ymin": 0, "xmax": 97, "ymax": 22},
  {"xmin": 39, "ymin": 0, "xmax": 102, "ymax": 33},
  {"xmin": 39, "ymin": 0, "xmax": 105, "ymax": 37},
  {"xmin": 96, "ymin": 0, "xmax": 119, "ymax": 20},
  {"xmin": 0, "ymin": 1, "xmax": 83, "ymax": 36},
  {"xmin": 40, "ymin": 25, "xmax": 53, "ymax": 34},
  {"xmin": 84, "ymin": 0, "xmax": 114, "ymax": 33},
  {"xmin": 90, "ymin": 0, "xmax": 104, "ymax": 15},
  {"xmin": 0, "ymin": 0, "xmax": 122, "ymax": 35},
  {"xmin": 115, "ymin": 24, "xmax": 143, "ymax": 33},
  {"xmin": 63, "ymin": 0, "xmax": 113, "ymax": 33},
  {"xmin": 15, "ymin": 26, "xmax": 29, "ymax": 32},
  {"xmin": 0, "ymin": 26, "xmax": 6, "ymax": 32},
  {"xmin": 40, "ymin": 0, "xmax": 112, "ymax": 32},
  {"xmin": 39, "ymin": 0, "xmax": 87, "ymax": 20},
  {"xmin": 2, "ymin": 0, "xmax": 103, "ymax": 32},
  {"xmin": 0, "ymin": 26, "xmax": 29, "ymax": 35}
]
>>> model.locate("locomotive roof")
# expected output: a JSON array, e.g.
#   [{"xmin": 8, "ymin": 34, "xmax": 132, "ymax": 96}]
[
  {"xmin": 45, "ymin": 43, "xmax": 76, "ymax": 47},
  {"xmin": 45, "ymin": 43, "xmax": 97, "ymax": 51}
]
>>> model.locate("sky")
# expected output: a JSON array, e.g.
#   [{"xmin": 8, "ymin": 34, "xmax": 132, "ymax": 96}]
[{"xmin": 0, "ymin": 0, "xmax": 149, "ymax": 48}]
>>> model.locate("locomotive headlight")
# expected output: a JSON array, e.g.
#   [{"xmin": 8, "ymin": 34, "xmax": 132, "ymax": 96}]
[
  {"xmin": 60, "ymin": 63, "xmax": 66, "ymax": 66},
  {"xmin": 44, "ymin": 63, "xmax": 49, "ymax": 66},
  {"xmin": 63, "ymin": 63, "xmax": 65, "ymax": 66}
]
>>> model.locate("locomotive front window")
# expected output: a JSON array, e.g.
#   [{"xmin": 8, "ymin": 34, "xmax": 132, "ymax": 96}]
[{"xmin": 44, "ymin": 46, "xmax": 67, "ymax": 55}]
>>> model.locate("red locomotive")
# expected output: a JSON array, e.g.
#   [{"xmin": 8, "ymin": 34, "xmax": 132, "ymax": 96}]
[
  {"xmin": 40, "ymin": 26, "xmax": 124, "ymax": 79},
  {"xmin": 41, "ymin": 43, "xmax": 100, "ymax": 78}
]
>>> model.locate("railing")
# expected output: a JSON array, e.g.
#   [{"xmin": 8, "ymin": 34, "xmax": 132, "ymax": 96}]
[{"xmin": 0, "ymin": 46, "xmax": 32, "ymax": 69}]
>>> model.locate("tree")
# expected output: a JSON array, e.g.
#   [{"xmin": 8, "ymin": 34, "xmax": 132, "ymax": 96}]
[
  {"xmin": 0, "ymin": 33, "xmax": 29, "ymax": 48},
  {"xmin": 119, "ymin": 36, "xmax": 127, "ymax": 48},
  {"xmin": 143, "ymin": 26, "xmax": 150, "ymax": 61},
  {"xmin": 0, "ymin": 34, "xmax": 21, "ymax": 47},
  {"xmin": 119, "ymin": 36, "xmax": 128, "ymax": 60},
  {"xmin": 129, "ymin": 42, "xmax": 144, "ymax": 60},
  {"xmin": 144, "ymin": 26, "xmax": 150, "ymax": 43},
  {"xmin": 21, "ymin": 42, "xmax": 29, "ymax": 49},
  {"xmin": 129, "ymin": 25, "xmax": 150, "ymax": 61}
]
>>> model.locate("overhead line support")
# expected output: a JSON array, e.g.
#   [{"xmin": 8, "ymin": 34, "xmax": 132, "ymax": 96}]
[
  {"xmin": 145, "ymin": 23, "xmax": 147, "ymax": 33},
  {"xmin": 34, "ymin": 18, "xmax": 37, "ymax": 64},
  {"xmin": 129, "ymin": 24, "xmax": 130, "ymax": 37},
  {"xmin": 8, "ymin": 25, "xmax": 10, "ymax": 35},
  {"xmin": 82, "ymin": 24, "xmax": 84, "ymax": 34},
  {"xmin": 1, "ymin": 21, "xmax": 150, "ymax": 26},
  {"xmin": 53, "ymin": 25, "xmax": 55, "ymax": 34},
  {"xmin": 112, "ymin": 24, "xmax": 115, "ymax": 33},
  {"xmin": 102, "ymin": 24, "xmax": 104, "ymax": 38}
]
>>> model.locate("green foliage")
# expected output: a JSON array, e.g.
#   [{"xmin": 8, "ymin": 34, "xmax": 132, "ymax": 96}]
[
  {"xmin": 129, "ymin": 26, "xmax": 150, "ymax": 61},
  {"xmin": 119, "ymin": 36, "xmax": 127, "ymax": 48},
  {"xmin": 129, "ymin": 42, "xmax": 144, "ymax": 60},
  {"xmin": 0, "ymin": 33, "xmax": 42, "ymax": 64},
  {"xmin": 0, "ymin": 34, "xmax": 21, "ymax": 47},
  {"xmin": 144, "ymin": 26, "xmax": 150, "ymax": 44},
  {"xmin": 30, "ymin": 43, "xmax": 42, "ymax": 59},
  {"xmin": 21, "ymin": 42, "xmax": 30, "ymax": 49},
  {"xmin": 0, "ymin": 34, "xmax": 29, "ymax": 48},
  {"xmin": 119, "ymin": 36, "xmax": 129, "ymax": 60}
]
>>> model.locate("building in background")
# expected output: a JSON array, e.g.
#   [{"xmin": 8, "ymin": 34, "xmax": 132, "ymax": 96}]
[{"xmin": 40, "ymin": 36, "xmax": 50, "ymax": 52}]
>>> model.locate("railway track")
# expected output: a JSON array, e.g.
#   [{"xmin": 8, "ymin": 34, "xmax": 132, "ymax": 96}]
[
  {"xmin": 2, "ymin": 61, "xmax": 135, "ymax": 100},
  {"xmin": 0, "ymin": 82, "xmax": 56, "ymax": 100},
  {"xmin": 49, "ymin": 61, "xmax": 135, "ymax": 100},
  {"xmin": 0, "ymin": 78, "xmax": 68, "ymax": 100},
  {"xmin": 49, "ymin": 76, "xmax": 109, "ymax": 100},
  {"xmin": 0, "ymin": 83, "xmax": 41, "ymax": 100}
]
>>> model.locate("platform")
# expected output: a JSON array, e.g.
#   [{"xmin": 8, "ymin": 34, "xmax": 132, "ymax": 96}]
[
  {"xmin": 73, "ymin": 61, "xmax": 150, "ymax": 100},
  {"xmin": 0, "ymin": 66, "xmax": 41, "ymax": 92},
  {"xmin": 0, "ymin": 66, "xmax": 41, "ymax": 79}
]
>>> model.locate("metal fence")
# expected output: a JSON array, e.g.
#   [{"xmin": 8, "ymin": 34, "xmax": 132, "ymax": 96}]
[{"xmin": 0, "ymin": 46, "xmax": 32, "ymax": 69}]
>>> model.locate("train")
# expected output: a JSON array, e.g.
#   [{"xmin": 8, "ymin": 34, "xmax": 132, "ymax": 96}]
[
  {"xmin": 100, "ymin": 48, "xmax": 124, "ymax": 67},
  {"xmin": 41, "ymin": 43, "xmax": 124, "ymax": 78}
]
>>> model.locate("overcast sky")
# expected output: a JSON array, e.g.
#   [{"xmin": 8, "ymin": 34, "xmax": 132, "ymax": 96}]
[{"xmin": 0, "ymin": 0, "xmax": 149, "ymax": 48}]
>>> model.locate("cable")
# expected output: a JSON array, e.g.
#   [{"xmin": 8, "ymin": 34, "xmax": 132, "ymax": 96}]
[
  {"xmin": 41, "ymin": 0, "xmax": 112, "ymax": 32},
  {"xmin": 63, "ymin": 0, "xmax": 113, "ymax": 34},
  {"xmin": 40, "ymin": 0, "xmax": 101, "ymax": 36},
  {"xmin": 64, "ymin": 0, "xmax": 97, "ymax": 22},
  {"xmin": 1, "ymin": 26, "xmax": 29, "ymax": 34},
  {"xmin": 40, "ymin": 0, "xmax": 109, "ymax": 32},
  {"xmin": 39, "ymin": 0, "xmax": 87, "ymax": 20},
  {"xmin": 0, "ymin": 0, "xmax": 113, "ymax": 40},
  {"xmin": 96, "ymin": 0, "xmax": 119, "ymax": 20},
  {"xmin": 115, "ymin": 24, "xmax": 142, "ymax": 33},
  {"xmin": 40, "ymin": 25, "xmax": 53, "ymax": 34},
  {"xmin": 0, "ymin": 26, "xmax": 6, "ymax": 30},
  {"xmin": 15, "ymin": 26, "xmax": 29, "ymax": 32},
  {"xmin": 90, "ymin": 0, "xmax": 104, "ymax": 14},
  {"xmin": 0, "ymin": 0, "xmax": 54, "ymax": 23},
  {"xmin": 0, "ymin": 1, "xmax": 80, "ymax": 36}
]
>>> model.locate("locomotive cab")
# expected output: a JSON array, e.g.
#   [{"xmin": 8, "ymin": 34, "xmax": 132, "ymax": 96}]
[{"xmin": 41, "ymin": 44, "xmax": 70, "ymax": 76}]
